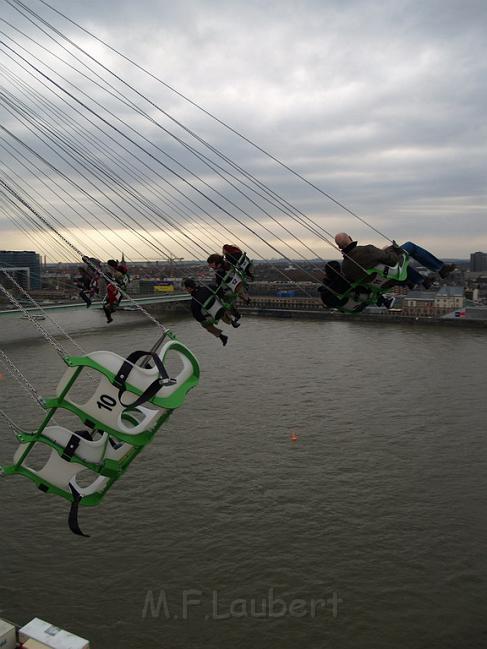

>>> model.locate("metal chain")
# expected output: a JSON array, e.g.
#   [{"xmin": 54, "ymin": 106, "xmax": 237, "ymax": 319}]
[
  {"xmin": 0, "ymin": 350, "xmax": 63, "ymax": 442},
  {"xmin": 0, "ymin": 176, "xmax": 166, "ymax": 331},
  {"xmin": 0, "ymin": 348, "xmax": 45, "ymax": 407},
  {"xmin": 0, "ymin": 406, "xmax": 23, "ymax": 434},
  {"xmin": 0, "ymin": 268, "xmax": 85, "ymax": 354},
  {"xmin": 0, "ymin": 282, "xmax": 67, "ymax": 357}
]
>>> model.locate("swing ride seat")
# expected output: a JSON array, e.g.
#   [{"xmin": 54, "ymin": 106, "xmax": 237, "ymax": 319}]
[
  {"xmin": 201, "ymin": 292, "xmax": 235, "ymax": 326},
  {"xmin": 231, "ymin": 252, "xmax": 253, "ymax": 279},
  {"xmin": 7, "ymin": 424, "xmax": 137, "ymax": 506},
  {"xmin": 49, "ymin": 337, "xmax": 199, "ymax": 436},
  {"xmin": 362, "ymin": 252, "xmax": 409, "ymax": 286},
  {"xmin": 220, "ymin": 253, "xmax": 252, "ymax": 294},
  {"xmin": 1, "ymin": 336, "xmax": 200, "ymax": 525},
  {"xmin": 335, "ymin": 253, "xmax": 409, "ymax": 314},
  {"xmin": 201, "ymin": 254, "xmax": 252, "ymax": 325}
]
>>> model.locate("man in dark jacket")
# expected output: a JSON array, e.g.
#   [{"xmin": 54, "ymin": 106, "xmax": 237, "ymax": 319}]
[
  {"xmin": 318, "ymin": 260, "xmax": 394, "ymax": 311},
  {"xmin": 75, "ymin": 267, "xmax": 93, "ymax": 307},
  {"xmin": 335, "ymin": 234, "xmax": 401, "ymax": 282},
  {"xmin": 335, "ymin": 233, "xmax": 455, "ymax": 287},
  {"xmin": 183, "ymin": 278, "xmax": 239, "ymax": 346}
]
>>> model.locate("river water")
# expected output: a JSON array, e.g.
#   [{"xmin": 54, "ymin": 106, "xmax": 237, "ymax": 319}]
[{"xmin": 1, "ymin": 314, "xmax": 486, "ymax": 648}]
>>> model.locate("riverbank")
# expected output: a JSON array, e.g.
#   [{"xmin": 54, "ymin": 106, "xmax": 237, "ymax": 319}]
[{"xmin": 237, "ymin": 305, "xmax": 487, "ymax": 329}]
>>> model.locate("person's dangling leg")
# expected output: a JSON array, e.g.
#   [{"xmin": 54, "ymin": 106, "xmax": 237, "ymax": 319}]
[
  {"xmin": 203, "ymin": 321, "xmax": 228, "ymax": 345},
  {"xmin": 406, "ymin": 265, "xmax": 428, "ymax": 286},
  {"xmin": 400, "ymin": 241, "xmax": 443, "ymax": 272},
  {"xmin": 236, "ymin": 282, "xmax": 250, "ymax": 304},
  {"xmin": 221, "ymin": 311, "xmax": 240, "ymax": 328},
  {"xmin": 103, "ymin": 303, "xmax": 113, "ymax": 323},
  {"xmin": 79, "ymin": 290, "xmax": 91, "ymax": 307}
]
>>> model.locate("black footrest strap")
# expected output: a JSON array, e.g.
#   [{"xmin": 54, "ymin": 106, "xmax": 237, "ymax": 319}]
[
  {"xmin": 113, "ymin": 350, "xmax": 176, "ymax": 409},
  {"xmin": 68, "ymin": 483, "xmax": 90, "ymax": 538}
]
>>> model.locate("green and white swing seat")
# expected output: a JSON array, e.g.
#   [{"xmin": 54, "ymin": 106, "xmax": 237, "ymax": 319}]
[
  {"xmin": 200, "ymin": 291, "xmax": 231, "ymax": 326},
  {"xmin": 230, "ymin": 252, "xmax": 253, "ymax": 279},
  {"xmin": 200, "ymin": 261, "xmax": 249, "ymax": 326},
  {"xmin": 201, "ymin": 253, "xmax": 252, "ymax": 325},
  {"xmin": 221, "ymin": 261, "xmax": 249, "ymax": 294},
  {"xmin": 335, "ymin": 253, "xmax": 409, "ymax": 314},
  {"xmin": 2, "ymin": 335, "xmax": 199, "ymax": 536},
  {"xmin": 219, "ymin": 252, "xmax": 252, "ymax": 295}
]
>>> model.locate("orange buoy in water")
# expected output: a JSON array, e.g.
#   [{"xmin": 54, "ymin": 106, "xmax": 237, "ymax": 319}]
[{"xmin": 290, "ymin": 432, "xmax": 298, "ymax": 442}]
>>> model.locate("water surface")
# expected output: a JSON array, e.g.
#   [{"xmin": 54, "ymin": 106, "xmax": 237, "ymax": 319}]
[{"xmin": 1, "ymin": 315, "xmax": 486, "ymax": 648}]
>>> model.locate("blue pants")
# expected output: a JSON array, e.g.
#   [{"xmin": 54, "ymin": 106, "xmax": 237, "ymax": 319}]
[
  {"xmin": 400, "ymin": 241, "xmax": 444, "ymax": 286},
  {"xmin": 401, "ymin": 241, "xmax": 444, "ymax": 271}
]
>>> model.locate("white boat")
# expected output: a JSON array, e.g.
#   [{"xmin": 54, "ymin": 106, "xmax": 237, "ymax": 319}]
[{"xmin": 0, "ymin": 617, "xmax": 90, "ymax": 649}]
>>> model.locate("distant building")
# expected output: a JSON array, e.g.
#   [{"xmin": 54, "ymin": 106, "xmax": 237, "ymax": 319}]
[
  {"xmin": 402, "ymin": 286, "xmax": 464, "ymax": 316},
  {"xmin": 0, "ymin": 250, "xmax": 41, "ymax": 289},
  {"xmin": 464, "ymin": 287, "xmax": 480, "ymax": 302},
  {"xmin": 470, "ymin": 251, "xmax": 487, "ymax": 272},
  {"xmin": 402, "ymin": 291, "xmax": 435, "ymax": 316},
  {"xmin": 434, "ymin": 286, "xmax": 464, "ymax": 311},
  {"xmin": 0, "ymin": 267, "xmax": 31, "ymax": 293}
]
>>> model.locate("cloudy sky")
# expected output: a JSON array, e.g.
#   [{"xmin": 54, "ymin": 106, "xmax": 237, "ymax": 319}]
[{"xmin": 0, "ymin": 0, "xmax": 485, "ymax": 261}]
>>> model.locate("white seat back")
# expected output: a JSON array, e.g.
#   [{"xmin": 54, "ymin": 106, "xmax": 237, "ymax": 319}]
[
  {"xmin": 13, "ymin": 424, "xmax": 137, "ymax": 498},
  {"xmin": 54, "ymin": 340, "xmax": 196, "ymax": 433}
]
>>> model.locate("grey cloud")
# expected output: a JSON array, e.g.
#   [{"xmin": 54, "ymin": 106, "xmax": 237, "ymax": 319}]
[{"xmin": 0, "ymin": 0, "xmax": 485, "ymax": 260}]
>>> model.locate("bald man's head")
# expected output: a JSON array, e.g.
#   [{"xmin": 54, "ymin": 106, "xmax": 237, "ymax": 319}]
[{"xmin": 335, "ymin": 232, "xmax": 353, "ymax": 249}]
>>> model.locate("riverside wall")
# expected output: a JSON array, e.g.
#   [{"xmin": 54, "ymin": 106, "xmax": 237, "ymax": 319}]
[
  {"xmin": 238, "ymin": 306, "xmax": 487, "ymax": 329},
  {"xmin": 144, "ymin": 296, "xmax": 487, "ymax": 330}
]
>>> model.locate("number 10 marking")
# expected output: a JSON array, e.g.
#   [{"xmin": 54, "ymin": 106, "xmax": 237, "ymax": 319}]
[{"xmin": 97, "ymin": 394, "xmax": 117, "ymax": 411}]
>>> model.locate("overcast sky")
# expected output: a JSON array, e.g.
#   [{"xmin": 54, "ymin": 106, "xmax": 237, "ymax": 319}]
[{"xmin": 0, "ymin": 0, "xmax": 486, "ymax": 261}]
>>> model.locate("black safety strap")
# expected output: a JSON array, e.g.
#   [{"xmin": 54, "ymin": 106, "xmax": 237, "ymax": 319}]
[
  {"xmin": 236, "ymin": 253, "xmax": 250, "ymax": 273},
  {"xmin": 68, "ymin": 483, "xmax": 90, "ymax": 538},
  {"xmin": 61, "ymin": 430, "xmax": 93, "ymax": 461},
  {"xmin": 202, "ymin": 294, "xmax": 217, "ymax": 313},
  {"xmin": 112, "ymin": 350, "xmax": 176, "ymax": 409},
  {"xmin": 108, "ymin": 436, "xmax": 123, "ymax": 450},
  {"xmin": 62, "ymin": 435, "xmax": 81, "ymax": 461}
]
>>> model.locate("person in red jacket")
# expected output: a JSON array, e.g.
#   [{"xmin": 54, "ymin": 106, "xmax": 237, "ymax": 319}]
[{"xmin": 103, "ymin": 278, "xmax": 121, "ymax": 323}]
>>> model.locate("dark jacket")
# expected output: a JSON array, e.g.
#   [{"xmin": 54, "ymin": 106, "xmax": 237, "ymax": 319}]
[
  {"xmin": 214, "ymin": 261, "xmax": 234, "ymax": 296},
  {"xmin": 190, "ymin": 285, "xmax": 219, "ymax": 323},
  {"xmin": 76, "ymin": 270, "xmax": 91, "ymax": 291},
  {"xmin": 341, "ymin": 241, "xmax": 399, "ymax": 282}
]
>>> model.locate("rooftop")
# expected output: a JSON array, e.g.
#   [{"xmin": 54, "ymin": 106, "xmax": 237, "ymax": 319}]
[{"xmin": 435, "ymin": 286, "xmax": 464, "ymax": 297}]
